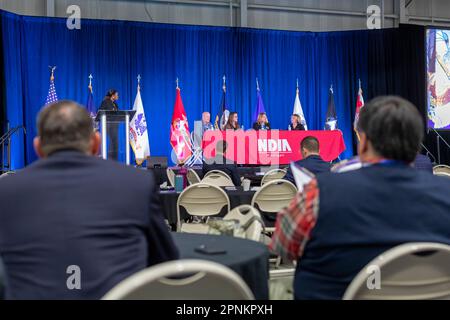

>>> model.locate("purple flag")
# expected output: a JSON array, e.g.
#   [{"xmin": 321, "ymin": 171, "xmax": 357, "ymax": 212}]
[{"xmin": 253, "ymin": 88, "xmax": 266, "ymax": 122}]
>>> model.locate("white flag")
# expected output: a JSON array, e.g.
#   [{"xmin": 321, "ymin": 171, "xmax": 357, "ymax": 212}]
[
  {"xmin": 130, "ymin": 89, "xmax": 150, "ymax": 164},
  {"xmin": 293, "ymin": 87, "xmax": 308, "ymax": 130}
]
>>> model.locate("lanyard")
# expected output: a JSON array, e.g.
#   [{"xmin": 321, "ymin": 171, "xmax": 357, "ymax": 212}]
[{"xmin": 362, "ymin": 159, "xmax": 408, "ymax": 168}]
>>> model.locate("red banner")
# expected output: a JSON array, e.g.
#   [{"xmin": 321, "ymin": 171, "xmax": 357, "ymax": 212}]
[{"xmin": 202, "ymin": 130, "xmax": 346, "ymax": 165}]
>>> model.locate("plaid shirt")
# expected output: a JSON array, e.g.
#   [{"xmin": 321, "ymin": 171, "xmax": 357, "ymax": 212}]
[{"xmin": 269, "ymin": 179, "xmax": 319, "ymax": 261}]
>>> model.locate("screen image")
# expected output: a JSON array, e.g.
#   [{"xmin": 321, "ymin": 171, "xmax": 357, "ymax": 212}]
[{"xmin": 427, "ymin": 28, "xmax": 450, "ymax": 130}]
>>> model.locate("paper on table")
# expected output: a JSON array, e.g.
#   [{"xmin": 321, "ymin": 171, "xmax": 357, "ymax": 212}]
[{"xmin": 290, "ymin": 162, "xmax": 315, "ymax": 192}]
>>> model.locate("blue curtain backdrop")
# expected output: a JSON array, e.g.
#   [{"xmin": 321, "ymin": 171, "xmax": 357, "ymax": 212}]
[{"xmin": 1, "ymin": 10, "xmax": 372, "ymax": 168}]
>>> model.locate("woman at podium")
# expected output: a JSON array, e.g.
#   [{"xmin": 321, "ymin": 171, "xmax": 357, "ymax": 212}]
[
  {"xmin": 99, "ymin": 89, "xmax": 120, "ymax": 160},
  {"xmin": 100, "ymin": 89, "xmax": 119, "ymax": 111}
]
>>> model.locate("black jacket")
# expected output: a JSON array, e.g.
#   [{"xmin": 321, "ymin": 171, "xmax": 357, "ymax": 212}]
[
  {"xmin": 0, "ymin": 150, "xmax": 178, "ymax": 299},
  {"xmin": 99, "ymin": 98, "xmax": 118, "ymax": 111},
  {"xmin": 284, "ymin": 155, "xmax": 331, "ymax": 183},
  {"xmin": 289, "ymin": 123, "xmax": 305, "ymax": 130},
  {"xmin": 252, "ymin": 122, "xmax": 271, "ymax": 130}
]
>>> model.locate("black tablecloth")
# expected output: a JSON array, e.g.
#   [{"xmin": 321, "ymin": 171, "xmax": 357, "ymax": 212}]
[
  {"xmin": 172, "ymin": 233, "xmax": 270, "ymax": 300},
  {"xmin": 159, "ymin": 187, "xmax": 256, "ymax": 227},
  {"xmin": 149, "ymin": 166, "xmax": 270, "ymax": 186}
]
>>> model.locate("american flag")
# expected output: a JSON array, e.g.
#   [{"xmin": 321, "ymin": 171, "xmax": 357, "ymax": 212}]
[{"xmin": 45, "ymin": 69, "xmax": 58, "ymax": 105}]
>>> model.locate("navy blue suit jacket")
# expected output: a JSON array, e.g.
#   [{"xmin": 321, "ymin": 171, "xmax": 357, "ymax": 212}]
[
  {"xmin": 296, "ymin": 164, "xmax": 450, "ymax": 299},
  {"xmin": 0, "ymin": 150, "xmax": 178, "ymax": 299},
  {"xmin": 0, "ymin": 257, "xmax": 4, "ymax": 299},
  {"xmin": 413, "ymin": 154, "xmax": 433, "ymax": 173},
  {"xmin": 284, "ymin": 155, "xmax": 331, "ymax": 183}
]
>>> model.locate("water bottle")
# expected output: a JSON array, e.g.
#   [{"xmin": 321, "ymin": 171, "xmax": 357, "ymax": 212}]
[
  {"xmin": 178, "ymin": 166, "xmax": 188, "ymax": 189},
  {"xmin": 241, "ymin": 125, "xmax": 245, "ymax": 130},
  {"xmin": 175, "ymin": 175, "xmax": 184, "ymax": 193},
  {"xmin": 288, "ymin": 125, "xmax": 292, "ymax": 131}
]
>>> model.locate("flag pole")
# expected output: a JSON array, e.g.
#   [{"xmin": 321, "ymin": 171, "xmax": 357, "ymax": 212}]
[
  {"xmin": 176, "ymin": 77, "xmax": 179, "ymax": 90},
  {"xmin": 88, "ymin": 74, "xmax": 93, "ymax": 92},
  {"xmin": 137, "ymin": 74, "xmax": 141, "ymax": 92},
  {"xmin": 222, "ymin": 75, "xmax": 226, "ymax": 92},
  {"xmin": 355, "ymin": 79, "xmax": 362, "ymax": 141},
  {"xmin": 256, "ymin": 77, "xmax": 260, "ymax": 91},
  {"xmin": 48, "ymin": 66, "xmax": 56, "ymax": 82}
]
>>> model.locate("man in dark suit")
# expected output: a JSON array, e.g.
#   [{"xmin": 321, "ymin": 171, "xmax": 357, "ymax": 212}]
[
  {"xmin": 0, "ymin": 100, "xmax": 178, "ymax": 299},
  {"xmin": 284, "ymin": 136, "xmax": 331, "ymax": 183},
  {"xmin": 203, "ymin": 140, "xmax": 241, "ymax": 186},
  {"xmin": 270, "ymin": 96, "xmax": 450, "ymax": 300}
]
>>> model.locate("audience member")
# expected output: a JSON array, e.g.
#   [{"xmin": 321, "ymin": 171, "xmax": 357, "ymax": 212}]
[
  {"xmin": 284, "ymin": 136, "xmax": 331, "ymax": 183},
  {"xmin": 0, "ymin": 100, "xmax": 179, "ymax": 299},
  {"xmin": 203, "ymin": 140, "xmax": 241, "ymax": 186},
  {"xmin": 270, "ymin": 96, "xmax": 450, "ymax": 300}
]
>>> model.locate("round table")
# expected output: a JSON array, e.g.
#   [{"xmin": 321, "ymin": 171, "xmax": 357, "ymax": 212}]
[
  {"xmin": 172, "ymin": 233, "xmax": 269, "ymax": 300},
  {"xmin": 159, "ymin": 187, "xmax": 256, "ymax": 227}
]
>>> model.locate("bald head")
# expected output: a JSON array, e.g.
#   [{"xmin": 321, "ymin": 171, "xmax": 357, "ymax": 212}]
[{"xmin": 34, "ymin": 100, "xmax": 100, "ymax": 158}]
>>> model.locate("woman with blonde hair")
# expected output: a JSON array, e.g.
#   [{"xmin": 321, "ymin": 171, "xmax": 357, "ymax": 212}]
[{"xmin": 252, "ymin": 112, "xmax": 270, "ymax": 130}]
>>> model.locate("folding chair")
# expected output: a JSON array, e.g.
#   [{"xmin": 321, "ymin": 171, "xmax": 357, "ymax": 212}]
[
  {"xmin": 202, "ymin": 170, "xmax": 234, "ymax": 187},
  {"xmin": 102, "ymin": 259, "xmax": 254, "ymax": 300},
  {"xmin": 260, "ymin": 169, "xmax": 287, "ymax": 186},
  {"xmin": 177, "ymin": 183, "xmax": 230, "ymax": 233},
  {"xmin": 344, "ymin": 242, "xmax": 450, "ymax": 300}
]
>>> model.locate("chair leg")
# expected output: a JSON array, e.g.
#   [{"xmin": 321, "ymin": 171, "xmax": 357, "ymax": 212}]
[{"xmin": 275, "ymin": 256, "xmax": 282, "ymax": 269}]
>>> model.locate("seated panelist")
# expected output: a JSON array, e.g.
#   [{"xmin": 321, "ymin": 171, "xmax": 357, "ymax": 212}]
[
  {"xmin": 252, "ymin": 112, "xmax": 271, "ymax": 131},
  {"xmin": 224, "ymin": 112, "xmax": 241, "ymax": 131},
  {"xmin": 201, "ymin": 111, "xmax": 214, "ymax": 134},
  {"xmin": 289, "ymin": 114, "xmax": 305, "ymax": 131}
]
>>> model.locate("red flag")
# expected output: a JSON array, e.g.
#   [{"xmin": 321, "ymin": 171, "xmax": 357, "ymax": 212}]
[{"xmin": 170, "ymin": 87, "xmax": 192, "ymax": 164}]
